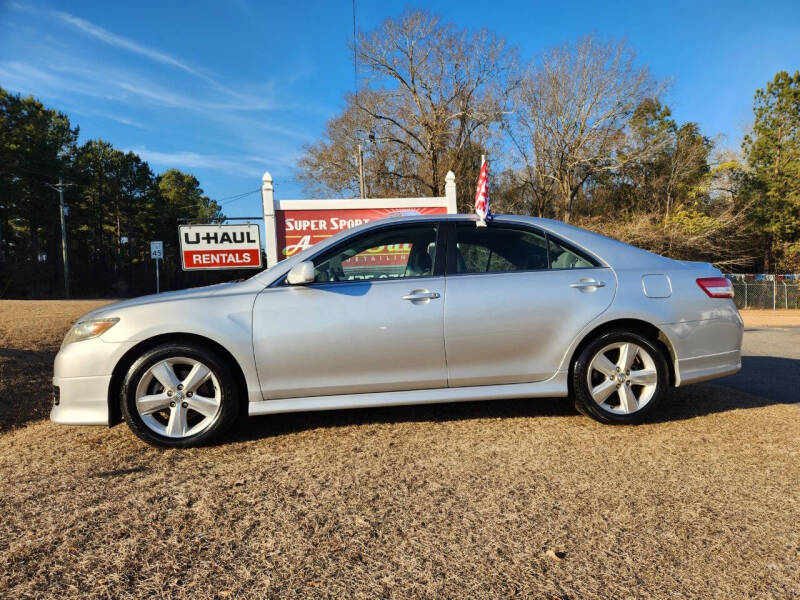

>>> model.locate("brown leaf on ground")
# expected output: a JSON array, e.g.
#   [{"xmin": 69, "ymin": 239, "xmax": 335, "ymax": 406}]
[{"xmin": 545, "ymin": 549, "xmax": 566, "ymax": 562}]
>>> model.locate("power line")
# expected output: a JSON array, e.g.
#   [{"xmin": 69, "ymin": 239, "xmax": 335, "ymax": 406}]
[
  {"xmin": 352, "ymin": 0, "xmax": 358, "ymax": 98},
  {"xmin": 147, "ymin": 188, "xmax": 261, "ymax": 213},
  {"xmin": 167, "ymin": 188, "xmax": 261, "ymax": 217},
  {"xmin": 217, "ymin": 188, "xmax": 261, "ymax": 205},
  {"xmin": 5, "ymin": 163, "xmax": 261, "ymax": 213},
  {"xmin": 1, "ymin": 164, "xmax": 86, "ymax": 187},
  {"xmin": 352, "ymin": 0, "xmax": 366, "ymax": 199},
  {"xmin": 170, "ymin": 188, "xmax": 260, "ymax": 212}
]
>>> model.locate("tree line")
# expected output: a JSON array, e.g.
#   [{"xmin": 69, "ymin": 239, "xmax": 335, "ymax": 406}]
[
  {"xmin": 0, "ymin": 87, "xmax": 259, "ymax": 298},
  {"xmin": 299, "ymin": 10, "xmax": 800, "ymax": 273}
]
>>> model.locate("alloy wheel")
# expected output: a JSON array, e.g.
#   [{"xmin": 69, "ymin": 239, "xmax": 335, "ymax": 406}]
[
  {"xmin": 586, "ymin": 342, "xmax": 658, "ymax": 415},
  {"xmin": 134, "ymin": 356, "xmax": 222, "ymax": 439}
]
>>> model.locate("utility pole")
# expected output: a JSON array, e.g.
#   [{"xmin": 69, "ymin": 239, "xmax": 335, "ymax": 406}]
[
  {"xmin": 357, "ymin": 144, "xmax": 366, "ymax": 199},
  {"xmin": 46, "ymin": 177, "xmax": 73, "ymax": 298},
  {"xmin": 352, "ymin": 0, "xmax": 366, "ymax": 200}
]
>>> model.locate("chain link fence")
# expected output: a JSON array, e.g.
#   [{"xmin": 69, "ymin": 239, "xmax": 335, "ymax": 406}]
[{"xmin": 729, "ymin": 279, "xmax": 800, "ymax": 310}]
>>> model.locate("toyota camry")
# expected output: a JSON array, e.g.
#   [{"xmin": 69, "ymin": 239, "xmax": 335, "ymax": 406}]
[{"xmin": 51, "ymin": 214, "xmax": 743, "ymax": 447}]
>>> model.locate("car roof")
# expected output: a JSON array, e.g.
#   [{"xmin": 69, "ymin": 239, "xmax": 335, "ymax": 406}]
[
  {"xmin": 253, "ymin": 212, "xmax": 678, "ymax": 285},
  {"xmin": 375, "ymin": 213, "xmax": 678, "ymax": 269}
]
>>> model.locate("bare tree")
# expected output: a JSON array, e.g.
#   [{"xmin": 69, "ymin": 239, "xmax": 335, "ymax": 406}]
[
  {"xmin": 298, "ymin": 10, "xmax": 518, "ymax": 201},
  {"xmin": 504, "ymin": 117, "xmax": 557, "ymax": 216},
  {"xmin": 297, "ymin": 97, "xmax": 387, "ymax": 198},
  {"xmin": 512, "ymin": 35, "xmax": 664, "ymax": 222}
]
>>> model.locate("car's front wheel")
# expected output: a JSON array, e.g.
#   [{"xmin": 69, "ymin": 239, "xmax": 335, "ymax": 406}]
[
  {"xmin": 120, "ymin": 343, "xmax": 240, "ymax": 447},
  {"xmin": 571, "ymin": 330, "xmax": 668, "ymax": 424}
]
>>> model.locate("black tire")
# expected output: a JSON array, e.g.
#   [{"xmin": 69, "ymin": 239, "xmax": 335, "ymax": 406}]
[
  {"xmin": 571, "ymin": 330, "xmax": 668, "ymax": 425},
  {"xmin": 120, "ymin": 343, "xmax": 241, "ymax": 447}
]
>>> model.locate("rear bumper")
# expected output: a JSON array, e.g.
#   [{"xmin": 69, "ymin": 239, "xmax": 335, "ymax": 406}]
[
  {"xmin": 660, "ymin": 309, "xmax": 743, "ymax": 386},
  {"xmin": 675, "ymin": 349, "xmax": 741, "ymax": 385},
  {"xmin": 50, "ymin": 375, "xmax": 111, "ymax": 425}
]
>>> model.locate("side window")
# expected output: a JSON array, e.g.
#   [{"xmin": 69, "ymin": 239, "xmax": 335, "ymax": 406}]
[
  {"xmin": 312, "ymin": 224, "xmax": 438, "ymax": 282},
  {"xmin": 548, "ymin": 237, "xmax": 596, "ymax": 269},
  {"xmin": 454, "ymin": 224, "xmax": 548, "ymax": 274}
]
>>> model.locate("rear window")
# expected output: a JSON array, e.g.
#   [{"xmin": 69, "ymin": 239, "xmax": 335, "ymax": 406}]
[{"xmin": 453, "ymin": 223, "xmax": 598, "ymax": 274}]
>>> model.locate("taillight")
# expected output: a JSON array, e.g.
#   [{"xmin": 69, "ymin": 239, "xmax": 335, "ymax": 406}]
[{"xmin": 696, "ymin": 277, "xmax": 734, "ymax": 298}]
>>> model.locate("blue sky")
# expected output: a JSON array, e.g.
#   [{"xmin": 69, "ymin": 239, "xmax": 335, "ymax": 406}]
[{"xmin": 1, "ymin": 0, "xmax": 799, "ymax": 220}]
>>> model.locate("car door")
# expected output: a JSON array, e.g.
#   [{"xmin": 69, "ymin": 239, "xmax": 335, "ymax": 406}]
[
  {"xmin": 252, "ymin": 221, "xmax": 447, "ymax": 399},
  {"xmin": 443, "ymin": 221, "xmax": 615, "ymax": 387}
]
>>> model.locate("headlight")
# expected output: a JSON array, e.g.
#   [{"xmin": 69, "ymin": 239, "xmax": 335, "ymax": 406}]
[{"xmin": 62, "ymin": 318, "xmax": 120, "ymax": 347}]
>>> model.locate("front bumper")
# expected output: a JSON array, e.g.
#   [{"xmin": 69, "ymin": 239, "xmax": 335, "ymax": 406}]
[
  {"xmin": 50, "ymin": 337, "xmax": 135, "ymax": 427},
  {"xmin": 51, "ymin": 375, "xmax": 111, "ymax": 425}
]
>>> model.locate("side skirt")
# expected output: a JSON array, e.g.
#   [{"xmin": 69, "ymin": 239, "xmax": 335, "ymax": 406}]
[{"xmin": 248, "ymin": 372, "xmax": 569, "ymax": 416}]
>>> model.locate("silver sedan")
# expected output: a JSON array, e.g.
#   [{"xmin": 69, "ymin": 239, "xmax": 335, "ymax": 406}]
[{"xmin": 51, "ymin": 214, "xmax": 743, "ymax": 447}]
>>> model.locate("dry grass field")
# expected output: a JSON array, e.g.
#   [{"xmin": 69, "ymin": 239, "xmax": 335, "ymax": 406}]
[
  {"xmin": 0, "ymin": 300, "xmax": 114, "ymax": 430},
  {"xmin": 1, "ymin": 300, "xmax": 798, "ymax": 599},
  {"xmin": 739, "ymin": 308, "xmax": 800, "ymax": 327}
]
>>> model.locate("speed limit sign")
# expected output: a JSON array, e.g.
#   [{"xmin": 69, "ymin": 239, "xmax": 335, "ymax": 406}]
[
  {"xmin": 150, "ymin": 241, "xmax": 164, "ymax": 293},
  {"xmin": 150, "ymin": 241, "xmax": 163, "ymax": 259}
]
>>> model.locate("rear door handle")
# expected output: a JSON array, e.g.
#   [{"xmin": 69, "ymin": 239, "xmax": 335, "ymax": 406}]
[
  {"xmin": 570, "ymin": 279, "xmax": 605, "ymax": 289},
  {"xmin": 402, "ymin": 291, "xmax": 440, "ymax": 301}
]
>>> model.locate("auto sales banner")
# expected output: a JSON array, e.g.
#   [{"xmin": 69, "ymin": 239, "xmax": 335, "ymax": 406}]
[
  {"xmin": 275, "ymin": 207, "xmax": 447, "ymax": 261},
  {"xmin": 179, "ymin": 224, "xmax": 262, "ymax": 270}
]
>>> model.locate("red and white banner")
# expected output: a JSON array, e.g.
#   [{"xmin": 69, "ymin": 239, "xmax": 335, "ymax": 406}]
[
  {"xmin": 179, "ymin": 224, "xmax": 262, "ymax": 270},
  {"xmin": 474, "ymin": 160, "xmax": 490, "ymax": 226},
  {"xmin": 275, "ymin": 207, "xmax": 446, "ymax": 261}
]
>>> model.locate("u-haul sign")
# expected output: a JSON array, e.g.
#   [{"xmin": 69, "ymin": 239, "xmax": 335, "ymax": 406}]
[{"xmin": 179, "ymin": 224, "xmax": 262, "ymax": 270}]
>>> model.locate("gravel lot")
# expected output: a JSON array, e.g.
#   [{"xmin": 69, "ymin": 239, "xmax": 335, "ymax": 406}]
[
  {"xmin": 1, "ymin": 301, "xmax": 798, "ymax": 599},
  {"xmin": 717, "ymin": 320, "xmax": 800, "ymax": 403}
]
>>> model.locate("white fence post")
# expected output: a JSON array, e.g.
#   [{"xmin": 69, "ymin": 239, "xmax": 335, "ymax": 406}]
[
  {"xmin": 773, "ymin": 277, "xmax": 777, "ymax": 311},
  {"xmin": 784, "ymin": 281, "xmax": 788, "ymax": 310},
  {"xmin": 743, "ymin": 281, "xmax": 748, "ymax": 309},
  {"xmin": 260, "ymin": 169, "xmax": 457, "ymax": 268},
  {"xmin": 261, "ymin": 172, "xmax": 278, "ymax": 268},
  {"xmin": 445, "ymin": 170, "xmax": 457, "ymax": 214}
]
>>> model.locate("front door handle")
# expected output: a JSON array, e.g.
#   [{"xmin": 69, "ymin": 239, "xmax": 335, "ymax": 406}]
[
  {"xmin": 570, "ymin": 279, "xmax": 606, "ymax": 289},
  {"xmin": 402, "ymin": 290, "xmax": 441, "ymax": 302}
]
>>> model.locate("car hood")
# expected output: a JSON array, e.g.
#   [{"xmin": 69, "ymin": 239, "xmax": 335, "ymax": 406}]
[{"xmin": 78, "ymin": 279, "xmax": 264, "ymax": 321}]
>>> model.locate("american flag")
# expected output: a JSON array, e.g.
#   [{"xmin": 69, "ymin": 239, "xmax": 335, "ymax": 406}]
[{"xmin": 474, "ymin": 160, "xmax": 490, "ymax": 226}]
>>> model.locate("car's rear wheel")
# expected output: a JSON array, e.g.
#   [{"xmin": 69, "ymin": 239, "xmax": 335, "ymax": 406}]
[
  {"xmin": 571, "ymin": 330, "xmax": 668, "ymax": 424},
  {"xmin": 120, "ymin": 343, "xmax": 240, "ymax": 447}
]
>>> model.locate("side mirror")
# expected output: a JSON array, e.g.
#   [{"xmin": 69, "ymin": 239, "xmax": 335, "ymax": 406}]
[{"xmin": 286, "ymin": 261, "xmax": 315, "ymax": 285}]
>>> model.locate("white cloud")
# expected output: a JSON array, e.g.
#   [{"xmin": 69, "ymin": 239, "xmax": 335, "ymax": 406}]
[
  {"xmin": 9, "ymin": 3, "xmax": 265, "ymax": 105},
  {"xmin": 0, "ymin": 59, "xmax": 314, "ymax": 152},
  {"xmin": 129, "ymin": 148, "xmax": 269, "ymax": 178},
  {"xmin": 0, "ymin": 60, "xmax": 108, "ymax": 102},
  {"xmin": 82, "ymin": 110, "xmax": 149, "ymax": 130},
  {"xmin": 1, "ymin": 56, "xmax": 281, "ymax": 112},
  {"xmin": 54, "ymin": 11, "xmax": 277, "ymax": 107},
  {"xmin": 52, "ymin": 12, "xmax": 200, "ymax": 78},
  {"xmin": 3, "ymin": 3, "xmax": 319, "ymax": 185},
  {"xmin": 112, "ymin": 80, "xmax": 274, "ymax": 113}
]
